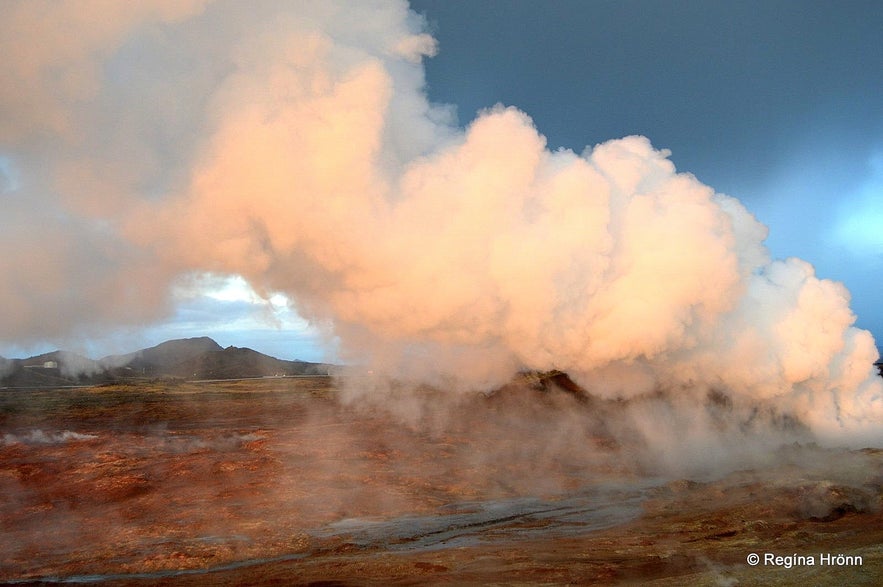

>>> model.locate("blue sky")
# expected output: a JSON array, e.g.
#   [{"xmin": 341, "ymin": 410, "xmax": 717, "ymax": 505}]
[{"xmin": 410, "ymin": 0, "xmax": 882, "ymax": 347}]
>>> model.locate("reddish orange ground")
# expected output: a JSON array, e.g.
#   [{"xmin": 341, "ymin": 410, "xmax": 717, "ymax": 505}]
[{"xmin": 1, "ymin": 378, "xmax": 881, "ymax": 585}]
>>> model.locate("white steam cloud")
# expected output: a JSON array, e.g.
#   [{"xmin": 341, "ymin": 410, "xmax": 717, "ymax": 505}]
[{"xmin": 0, "ymin": 1, "xmax": 880, "ymax": 445}]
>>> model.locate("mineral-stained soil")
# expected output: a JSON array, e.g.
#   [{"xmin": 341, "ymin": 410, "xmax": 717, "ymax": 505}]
[{"xmin": 1, "ymin": 378, "xmax": 882, "ymax": 585}]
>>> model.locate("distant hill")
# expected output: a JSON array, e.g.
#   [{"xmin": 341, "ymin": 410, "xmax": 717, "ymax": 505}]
[
  {"xmin": 100, "ymin": 337, "xmax": 223, "ymax": 376},
  {"xmin": 169, "ymin": 345, "xmax": 329, "ymax": 380},
  {"xmin": 1, "ymin": 349, "xmax": 107, "ymax": 388},
  {"xmin": 23, "ymin": 350, "xmax": 103, "ymax": 376},
  {"xmin": 0, "ymin": 361, "xmax": 77, "ymax": 388},
  {"xmin": 0, "ymin": 337, "xmax": 331, "ymax": 389}
]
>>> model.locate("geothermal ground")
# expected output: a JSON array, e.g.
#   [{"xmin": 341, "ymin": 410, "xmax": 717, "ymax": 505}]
[{"xmin": 2, "ymin": 377, "xmax": 882, "ymax": 585}]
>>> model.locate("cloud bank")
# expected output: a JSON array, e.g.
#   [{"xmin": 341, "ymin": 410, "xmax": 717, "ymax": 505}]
[{"xmin": 1, "ymin": 0, "xmax": 880, "ymax": 445}]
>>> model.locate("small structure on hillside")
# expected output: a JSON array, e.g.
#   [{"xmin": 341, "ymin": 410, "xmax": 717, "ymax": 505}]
[{"xmin": 23, "ymin": 360, "xmax": 58, "ymax": 369}]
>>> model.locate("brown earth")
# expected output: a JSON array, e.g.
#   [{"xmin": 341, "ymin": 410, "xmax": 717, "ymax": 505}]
[{"xmin": 1, "ymin": 378, "xmax": 882, "ymax": 585}]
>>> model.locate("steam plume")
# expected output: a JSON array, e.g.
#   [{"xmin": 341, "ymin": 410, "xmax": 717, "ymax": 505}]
[{"xmin": 1, "ymin": 1, "xmax": 880, "ymax": 445}]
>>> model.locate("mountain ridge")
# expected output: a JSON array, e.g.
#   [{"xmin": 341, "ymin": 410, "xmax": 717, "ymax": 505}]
[{"xmin": 0, "ymin": 337, "xmax": 331, "ymax": 388}]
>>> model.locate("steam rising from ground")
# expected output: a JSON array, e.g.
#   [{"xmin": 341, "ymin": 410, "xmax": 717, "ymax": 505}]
[
  {"xmin": 1, "ymin": 430, "xmax": 97, "ymax": 446},
  {"xmin": 1, "ymin": 1, "xmax": 880, "ymax": 447}
]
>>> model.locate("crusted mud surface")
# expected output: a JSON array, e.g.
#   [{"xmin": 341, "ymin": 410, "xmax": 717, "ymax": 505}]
[{"xmin": 2, "ymin": 378, "xmax": 882, "ymax": 585}]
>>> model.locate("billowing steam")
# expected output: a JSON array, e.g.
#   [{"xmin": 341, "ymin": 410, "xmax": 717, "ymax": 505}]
[{"xmin": 1, "ymin": 1, "xmax": 880, "ymax": 445}]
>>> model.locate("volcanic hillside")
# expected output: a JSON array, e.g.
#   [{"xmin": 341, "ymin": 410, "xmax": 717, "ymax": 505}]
[{"xmin": 0, "ymin": 337, "xmax": 330, "ymax": 388}]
